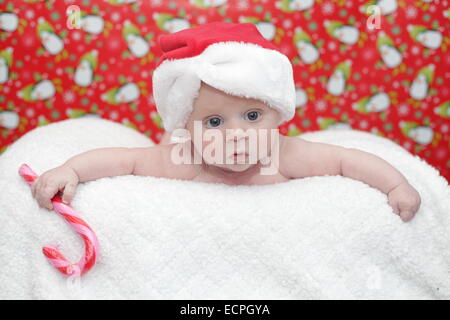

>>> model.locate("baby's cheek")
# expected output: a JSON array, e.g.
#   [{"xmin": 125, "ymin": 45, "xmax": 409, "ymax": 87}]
[
  {"xmin": 208, "ymin": 141, "xmax": 226, "ymax": 159},
  {"xmin": 251, "ymin": 135, "xmax": 271, "ymax": 158},
  {"xmin": 192, "ymin": 140, "xmax": 204, "ymax": 156}
]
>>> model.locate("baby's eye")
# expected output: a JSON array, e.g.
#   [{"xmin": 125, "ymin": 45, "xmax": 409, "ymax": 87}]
[
  {"xmin": 245, "ymin": 110, "xmax": 261, "ymax": 122},
  {"xmin": 205, "ymin": 116, "xmax": 223, "ymax": 128}
]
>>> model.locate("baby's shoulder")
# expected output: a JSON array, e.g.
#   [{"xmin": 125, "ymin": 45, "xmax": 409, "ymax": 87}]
[
  {"xmin": 159, "ymin": 143, "xmax": 202, "ymax": 180},
  {"xmin": 278, "ymin": 135, "xmax": 312, "ymax": 178},
  {"xmin": 132, "ymin": 144, "xmax": 201, "ymax": 180},
  {"xmin": 279, "ymin": 134, "xmax": 309, "ymax": 155}
]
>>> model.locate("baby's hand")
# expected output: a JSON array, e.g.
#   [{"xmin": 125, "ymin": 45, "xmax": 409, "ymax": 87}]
[
  {"xmin": 31, "ymin": 165, "xmax": 80, "ymax": 210},
  {"xmin": 387, "ymin": 181, "xmax": 421, "ymax": 222}
]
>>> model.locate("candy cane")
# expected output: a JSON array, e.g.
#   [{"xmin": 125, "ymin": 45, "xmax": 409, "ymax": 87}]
[{"xmin": 18, "ymin": 163, "xmax": 99, "ymax": 277}]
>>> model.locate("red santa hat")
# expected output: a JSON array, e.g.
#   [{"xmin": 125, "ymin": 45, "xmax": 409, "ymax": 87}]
[{"xmin": 152, "ymin": 21, "xmax": 296, "ymax": 132}]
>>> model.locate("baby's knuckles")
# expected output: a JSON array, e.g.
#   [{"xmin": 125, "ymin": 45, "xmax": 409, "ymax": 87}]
[
  {"xmin": 43, "ymin": 184, "xmax": 56, "ymax": 196},
  {"xmin": 34, "ymin": 165, "xmax": 78, "ymax": 209},
  {"xmin": 401, "ymin": 183, "xmax": 421, "ymax": 207},
  {"xmin": 397, "ymin": 183, "xmax": 421, "ymax": 220}
]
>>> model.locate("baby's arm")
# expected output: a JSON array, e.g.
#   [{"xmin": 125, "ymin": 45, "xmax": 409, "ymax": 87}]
[
  {"xmin": 281, "ymin": 137, "xmax": 421, "ymax": 222},
  {"xmin": 339, "ymin": 146, "xmax": 421, "ymax": 222},
  {"xmin": 65, "ymin": 144, "xmax": 197, "ymax": 181},
  {"xmin": 33, "ymin": 144, "xmax": 198, "ymax": 210},
  {"xmin": 32, "ymin": 147, "xmax": 138, "ymax": 209},
  {"xmin": 63, "ymin": 147, "xmax": 137, "ymax": 182}
]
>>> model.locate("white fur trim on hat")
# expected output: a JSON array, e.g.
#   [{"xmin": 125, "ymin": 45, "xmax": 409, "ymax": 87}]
[{"xmin": 152, "ymin": 41, "xmax": 296, "ymax": 132}]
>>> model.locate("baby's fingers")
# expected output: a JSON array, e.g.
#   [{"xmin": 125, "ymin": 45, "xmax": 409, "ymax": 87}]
[
  {"xmin": 399, "ymin": 210, "xmax": 415, "ymax": 222},
  {"xmin": 388, "ymin": 196, "xmax": 400, "ymax": 215},
  {"xmin": 31, "ymin": 176, "xmax": 43, "ymax": 199},
  {"xmin": 398, "ymin": 201, "xmax": 417, "ymax": 222},
  {"xmin": 62, "ymin": 182, "xmax": 77, "ymax": 204},
  {"xmin": 39, "ymin": 184, "xmax": 58, "ymax": 210},
  {"xmin": 398, "ymin": 195, "xmax": 420, "ymax": 222}
]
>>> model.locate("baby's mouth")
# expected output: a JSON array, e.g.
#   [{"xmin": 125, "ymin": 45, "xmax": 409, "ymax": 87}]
[{"xmin": 230, "ymin": 151, "xmax": 248, "ymax": 160}]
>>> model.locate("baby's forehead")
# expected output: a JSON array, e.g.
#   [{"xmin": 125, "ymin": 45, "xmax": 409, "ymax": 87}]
[
  {"xmin": 199, "ymin": 81, "xmax": 265, "ymax": 101},
  {"xmin": 194, "ymin": 97, "xmax": 268, "ymax": 114}
]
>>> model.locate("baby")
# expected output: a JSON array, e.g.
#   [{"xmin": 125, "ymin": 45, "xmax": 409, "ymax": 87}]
[{"xmin": 31, "ymin": 22, "xmax": 421, "ymax": 222}]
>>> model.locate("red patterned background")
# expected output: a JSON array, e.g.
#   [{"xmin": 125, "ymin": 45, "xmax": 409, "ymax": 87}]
[{"xmin": 0, "ymin": 0, "xmax": 449, "ymax": 181}]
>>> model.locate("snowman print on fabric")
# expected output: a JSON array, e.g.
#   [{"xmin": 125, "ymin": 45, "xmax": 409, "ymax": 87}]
[
  {"xmin": 434, "ymin": 101, "xmax": 450, "ymax": 119},
  {"xmin": 325, "ymin": 20, "xmax": 359, "ymax": 45},
  {"xmin": 123, "ymin": 20, "xmax": 149, "ymax": 58},
  {"xmin": 400, "ymin": 121, "xmax": 434, "ymax": 145},
  {"xmin": 408, "ymin": 25, "xmax": 443, "ymax": 50},
  {"xmin": 376, "ymin": 0, "xmax": 398, "ymax": 15},
  {"xmin": 189, "ymin": 0, "xmax": 229, "ymax": 8},
  {"xmin": 0, "ymin": 110, "xmax": 19, "ymax": 130},
  {"xmin": 1, "ymin": 0, "xmax": 449, "ymax": 181},
  {"xmin": 275, "ymin": 0, "xmax": 315, "ymax": 12},
  {"xmin": 294, "ymin": 27, "xmax": 319, "ymax": 64},
  {"xmin": 409, "ymin": 64, "xmax": 434, "ymax": 101},
  {"xmin": 444, "ymin": 8, "xmax": 450, "ymax": 19},
  {"xmin": 0, "ymin": 11, "xmax": 18, "ymax": 32},
  {"xmin": 318, "ymin": 117, "xmax": 352, "ymax": 130},
  {"xmin": 353, "ymin": 92, "xmax": 391, "ymax": 113},
  {"xmin": 37, "ymin": 17, "xmax": 64, "ymax": 55},
  {"xmin": 66, "ymin": 108, "xmax": 101, "ymax": 120},
  {"xmin": 104, "ymin": 0, "xmax": 137, "ymax": 4},
  {"xmin": 0, "ymin": 47, "xmax": 12, "ymax": 84},
  {"xmin": 238, "ymin": 17, "xmax": 277, "ymax": 41},
  {"xmin": 296, "ymin": 88, "xmax": 308, "ymax": 108},
  {"xmin": 255, "ymin": 21, "xmax": 276, "ymax": 41},
  {"xmin": 80, "ymin": 14, "xmax": 104, "ymax": 35},
  {"xmin": 153, "ymin": 13, "xmax": 191, "ymax": 33},
  {"xmin": 377, "ymin": 32, "xmax": 402, "ymax": 68},
  {"xmin": 163, "ymin": 18, "xmax": 190, "ymax": 33},
  {"xmin": 360, "ymin": 0, "xmax": 398, "ymax": 16},
  {"xmin": 327, "ymin": 60, "xmax": 352, "ymax": 96},
  {"xmin": 17, "ymin": 80, "xmax": 56, "ymax": 102},
  {"xmin": 101, "ymin": 82, "xmax": 140, "ymax": 104},
  {"xmin": 74, "ymin": 50, "xmax": 98, "ymax": 87}
]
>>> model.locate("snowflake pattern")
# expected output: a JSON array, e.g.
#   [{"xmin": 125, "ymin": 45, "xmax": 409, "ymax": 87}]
[
  {"xmin": 283, "ymin": 19, "xmax": 293, "ymax": 29},
  {"xmin": 111, "ymin": 12, "xmax": 122, "ymax": 23},
  {"xmin": 406, "ymin": 6, "xmax": 418, "ymax": 19},
  {"xmin": 411, "ymin": 46, "xmax": 421, "ymax": 55},
  {"xmin": 322, "ymin": 2, "xmax": 334, "ymax": 15},
  {"xmin": 237, "ymin": 0, "xmax": 249, "ymax": 11},
  {"xmin": 63, "ymin": 91, "xmax": 76, "ymax": 104},
  {"xmin": 360, "ymin": 120, "xmax": 369, "ymax": 129},
  {"xmin": 25, "ymin": 10, "xmax": 35, "ymax": 20},
  {"xmin": 397, "ymin": 104, "xmax": 410, "ymax": 116},
  {"xmin": 315, "ymin": 100, "xmax": 327, "ymax": 112},
  {"xmin": 150, "ymin": 0, "xmax": 163, "ymax": 7}
]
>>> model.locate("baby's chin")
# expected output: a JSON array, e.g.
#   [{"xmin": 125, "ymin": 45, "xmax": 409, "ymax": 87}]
[{"xmin": 209, "ymin": 162, "xmax": 254, "ymax": 173}]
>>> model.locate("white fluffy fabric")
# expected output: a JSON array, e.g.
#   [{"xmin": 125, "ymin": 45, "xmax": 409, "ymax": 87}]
[
  {"xmin": 152, "ymin": 41, "xmax": 296, "ymax": 132},
  {"xmin": 0, "ymin": 118, "xmax": 449, "ymax": 299}
]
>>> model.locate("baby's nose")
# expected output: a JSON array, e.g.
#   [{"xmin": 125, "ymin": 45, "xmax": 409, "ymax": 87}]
[{"xmin": 225, "ymin": 128, "xmax": 248, "ymax": 142}]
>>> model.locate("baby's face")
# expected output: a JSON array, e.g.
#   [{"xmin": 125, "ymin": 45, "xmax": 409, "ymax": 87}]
[{"xmin": 185, "ymin": 81, "xmax": 281, "ymax": 172}]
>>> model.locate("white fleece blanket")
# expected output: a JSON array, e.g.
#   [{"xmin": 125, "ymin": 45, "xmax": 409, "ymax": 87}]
[{"xmin": 0, "ymin": 118, "xmax": 449, "ymax": 299}]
